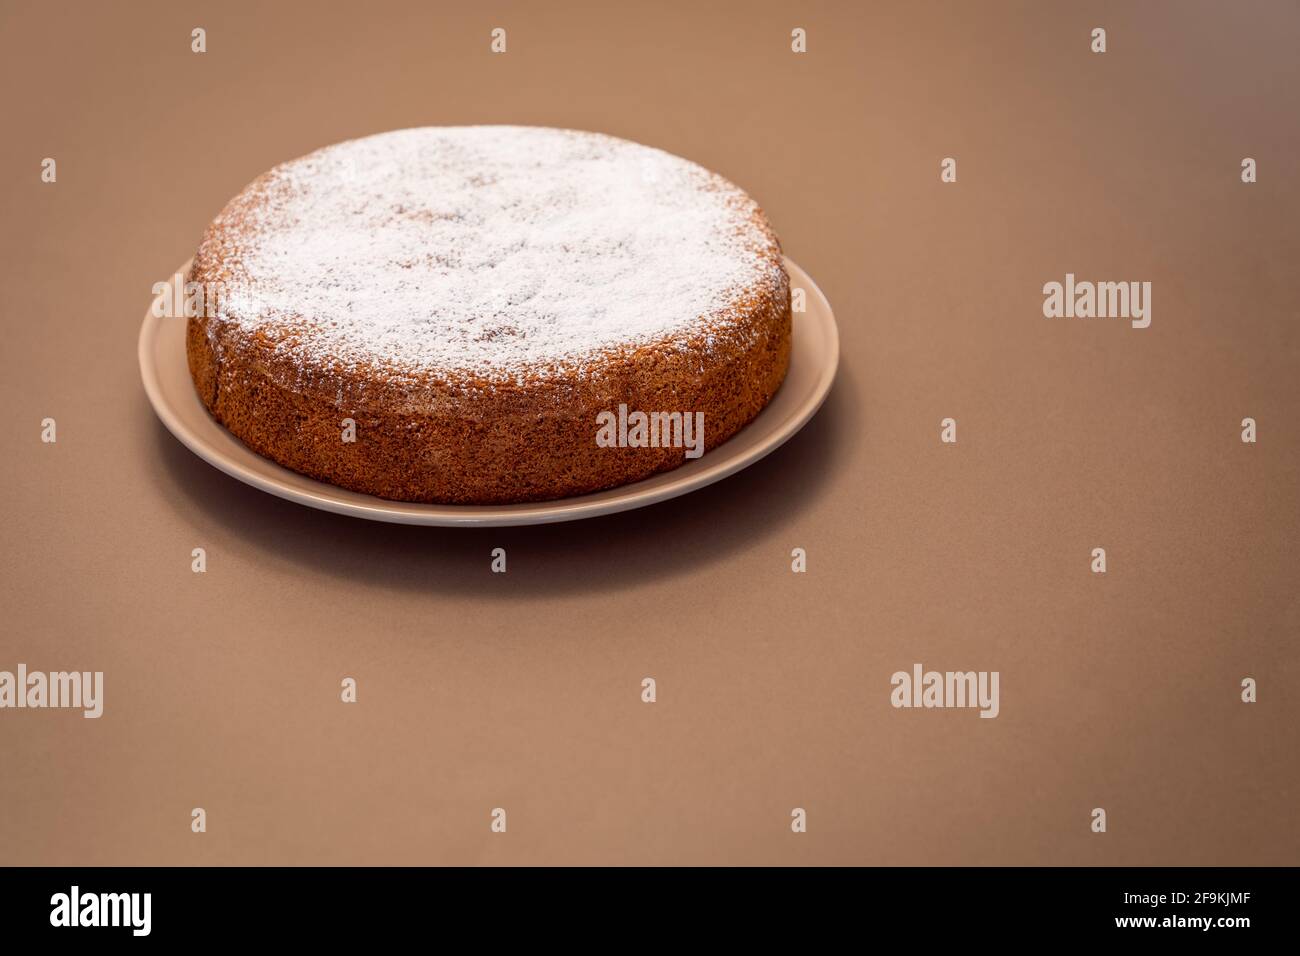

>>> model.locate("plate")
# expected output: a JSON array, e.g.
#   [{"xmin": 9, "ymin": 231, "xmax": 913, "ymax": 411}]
[{"xmin": 139, "ymin": 257, "xmax": 838, "ymax": 526}]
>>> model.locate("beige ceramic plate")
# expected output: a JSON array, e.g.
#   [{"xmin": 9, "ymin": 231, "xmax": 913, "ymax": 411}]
[{"xmin": 139, "ymin": 257, "xmax": 838, "ymax": 526}]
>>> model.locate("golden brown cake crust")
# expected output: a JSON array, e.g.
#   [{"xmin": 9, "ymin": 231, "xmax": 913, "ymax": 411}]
[{"xmin": 186, "ymin": 127, "xmax": 791, "ymax": 504}]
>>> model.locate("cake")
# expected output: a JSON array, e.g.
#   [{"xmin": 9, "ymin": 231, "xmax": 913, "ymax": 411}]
[{"xmin": 186, "ymin": 126, "xmax": 791, "ymax": 504}]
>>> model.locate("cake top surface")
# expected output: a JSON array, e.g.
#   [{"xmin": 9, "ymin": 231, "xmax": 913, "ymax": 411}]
[{"xmin": 196, "ymin": 126, "xmax": 783, "ymax": 381}]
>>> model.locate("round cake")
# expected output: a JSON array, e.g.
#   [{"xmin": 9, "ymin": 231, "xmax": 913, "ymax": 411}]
[{"xmin": 186, "ymin": 126, "xmax": 791, "ymax": 504}]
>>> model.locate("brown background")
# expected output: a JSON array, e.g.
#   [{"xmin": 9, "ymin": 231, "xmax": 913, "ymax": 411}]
[{"xmin": 1, "ymin": 0, "xmax": 1297, "ymax": 865}]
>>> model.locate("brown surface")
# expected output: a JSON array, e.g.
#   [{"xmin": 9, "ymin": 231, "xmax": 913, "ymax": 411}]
[{"xmin": 1, "ymin": 0, "xmax": 1297, "ymax": 865}]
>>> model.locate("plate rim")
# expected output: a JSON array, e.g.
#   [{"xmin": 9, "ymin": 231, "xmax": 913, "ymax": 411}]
[{"xmin": 139, "ymin": 256, "xmax": 839, "ymax": 527}]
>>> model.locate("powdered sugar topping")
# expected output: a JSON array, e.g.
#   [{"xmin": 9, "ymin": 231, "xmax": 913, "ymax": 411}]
[{"xmin": 200, "ymin": 126, "xmax": 781, "ymax": 379}]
